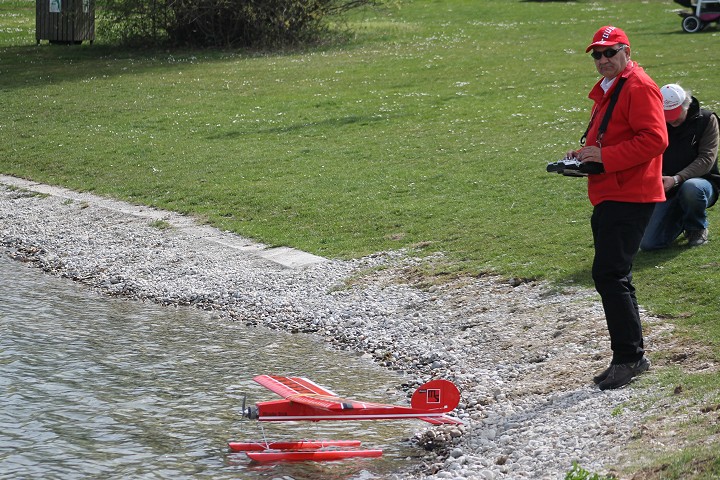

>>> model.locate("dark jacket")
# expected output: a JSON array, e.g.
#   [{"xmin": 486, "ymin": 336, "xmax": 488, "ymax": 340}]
[{"xmin": 664, "ymin": 96, "xmax": 720, "ymax": 195}]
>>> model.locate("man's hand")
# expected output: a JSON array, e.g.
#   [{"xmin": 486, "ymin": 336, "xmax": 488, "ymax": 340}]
[
  {"xmin": 661, "ymin": 175, "xmax": 676, "ymax": 192},
  {"xmin": 577, "ymin": 146, "xmax": 603, "ymax": 164}
]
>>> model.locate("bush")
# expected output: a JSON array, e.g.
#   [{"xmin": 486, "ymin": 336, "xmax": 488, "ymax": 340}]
[{"xmin": 98, "ymin": 0, "xmax": 377, "ymax": 48}]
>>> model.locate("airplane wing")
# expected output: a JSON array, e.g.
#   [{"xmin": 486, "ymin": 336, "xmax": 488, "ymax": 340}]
[
  {"xmin": 253, "ymin": 375, "xmax": 396, "ymax": 411},
  {"xmin": 254, "ymin": 375, "xmax": 338, "ymax": 398}
]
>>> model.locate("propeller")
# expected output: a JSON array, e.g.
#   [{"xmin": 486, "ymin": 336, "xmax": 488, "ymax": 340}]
[{"xmin": 240, "ymin": 394, "xmax": 259, "ymax": 420}]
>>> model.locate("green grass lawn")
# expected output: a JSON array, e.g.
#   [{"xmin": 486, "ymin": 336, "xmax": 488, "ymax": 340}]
[{"xmin": 2, "ymin": 0, "xmax": 720, "ymax": 476}]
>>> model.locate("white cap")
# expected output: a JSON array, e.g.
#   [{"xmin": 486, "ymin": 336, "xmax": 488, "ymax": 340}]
[{"xmin": 660, "ymin": 84, "xmax": 686, "ymax": 122}]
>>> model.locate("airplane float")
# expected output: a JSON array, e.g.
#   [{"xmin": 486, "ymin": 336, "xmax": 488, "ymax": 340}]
[{"xmin": 228, "ymin": 374, "xmax": 463, "ymax": 462}]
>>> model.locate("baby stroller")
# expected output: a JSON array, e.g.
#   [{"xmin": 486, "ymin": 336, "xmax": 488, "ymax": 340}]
[{"xmin": 673, "ymin": 0, "xmax": 720, "ymax": 32}]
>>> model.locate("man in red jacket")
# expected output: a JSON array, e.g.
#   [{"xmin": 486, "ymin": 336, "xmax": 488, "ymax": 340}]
[{"xmin": 567, "ymin": 26, "xmax": 668, "ymax": 390}]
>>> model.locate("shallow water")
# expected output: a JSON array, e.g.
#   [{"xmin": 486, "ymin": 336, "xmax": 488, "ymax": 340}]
[{"xmin": 0, "ymin": 256, "xmax": 425, "ymax": 479}]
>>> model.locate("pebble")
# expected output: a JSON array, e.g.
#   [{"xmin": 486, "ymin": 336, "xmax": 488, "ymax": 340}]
[{"xmin": 0, "ymin": 183, "xmax": 673, "ymax": 479}]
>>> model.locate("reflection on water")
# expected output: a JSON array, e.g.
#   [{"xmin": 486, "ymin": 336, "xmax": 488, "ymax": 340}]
[{"xmin": 0, "ymin": 256, "xmax": 425, "ymax": 479}]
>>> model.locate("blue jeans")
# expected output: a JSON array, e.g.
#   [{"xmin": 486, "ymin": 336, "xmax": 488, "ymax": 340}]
[{"xmin": 640, "ymin": 178, "xmax": 718, "ymax": 251}]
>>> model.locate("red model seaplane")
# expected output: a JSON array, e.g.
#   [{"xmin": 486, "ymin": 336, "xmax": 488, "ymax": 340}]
[{"xmin": 228, "ymin": 374, "xmax": 463, "ymax": 462}]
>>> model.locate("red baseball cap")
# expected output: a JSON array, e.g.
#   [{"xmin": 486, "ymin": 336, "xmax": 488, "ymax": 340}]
[{"xmin": 586, "ymin": 26, "xmax": 630, "ymax": 53}]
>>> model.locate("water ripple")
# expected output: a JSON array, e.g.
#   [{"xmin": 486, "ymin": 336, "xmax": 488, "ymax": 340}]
[{"xmin": 0, "ymin": 257, "xmax": 421, "ymax": 479}]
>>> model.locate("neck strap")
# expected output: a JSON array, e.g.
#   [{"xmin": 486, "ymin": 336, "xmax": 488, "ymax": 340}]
[{"xmin": 581, "ymin": 77, "xmax": 627, "ymax": 147}]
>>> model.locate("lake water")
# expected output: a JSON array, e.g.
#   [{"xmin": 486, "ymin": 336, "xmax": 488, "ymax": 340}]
[{"xmin": 0, "ymin": 255, "xmax": 425, "ymax": 479}]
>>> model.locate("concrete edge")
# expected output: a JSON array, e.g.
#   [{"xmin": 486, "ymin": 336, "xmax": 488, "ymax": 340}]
[{"xmin": 0, "ymin": 175, "xmax": 327, "ymax": 269}]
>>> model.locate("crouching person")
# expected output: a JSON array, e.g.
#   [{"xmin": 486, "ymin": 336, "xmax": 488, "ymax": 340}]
[{"xmin": 641, "ymin": 84, "xmax": 720, "ymax": 250}]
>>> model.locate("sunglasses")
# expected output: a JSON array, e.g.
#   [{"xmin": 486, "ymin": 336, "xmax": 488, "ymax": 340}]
[{"xmin": 590, "ymin": 46, "xmax": 625, "ymax": 60}]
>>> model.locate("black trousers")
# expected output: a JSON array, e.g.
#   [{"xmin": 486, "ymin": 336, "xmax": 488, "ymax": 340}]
[{"xmin": 591, "ymin": 201, "xmax": 656, "ymax": 364}]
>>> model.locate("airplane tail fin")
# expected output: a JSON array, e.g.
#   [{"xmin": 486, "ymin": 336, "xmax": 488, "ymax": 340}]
[{"xmin": 410, "ymin": 379, "xmax": 460, "ymax": 413}]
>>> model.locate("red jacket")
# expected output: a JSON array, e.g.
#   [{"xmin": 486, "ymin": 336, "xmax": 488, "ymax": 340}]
[{"xmin": 584, "ymin": 61, "xmax": 668, "ymax": 206}]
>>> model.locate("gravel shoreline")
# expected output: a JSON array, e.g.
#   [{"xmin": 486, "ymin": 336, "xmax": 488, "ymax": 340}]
[{"xmin": 1, "ymin": 178, "xmax": 674, "ymax": 479}]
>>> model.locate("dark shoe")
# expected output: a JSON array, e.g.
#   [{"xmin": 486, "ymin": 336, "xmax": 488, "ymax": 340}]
[
  {"xmin": 686, "ymin": 229, "xmax": 708, "ymax": 247},
  {"xmin": 593, "ymin": 365, "xmax": 613, "ymax": 385},
  {"xmin": 598, "ymin": 357, "xmax": 650, "ymax": 391}
]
